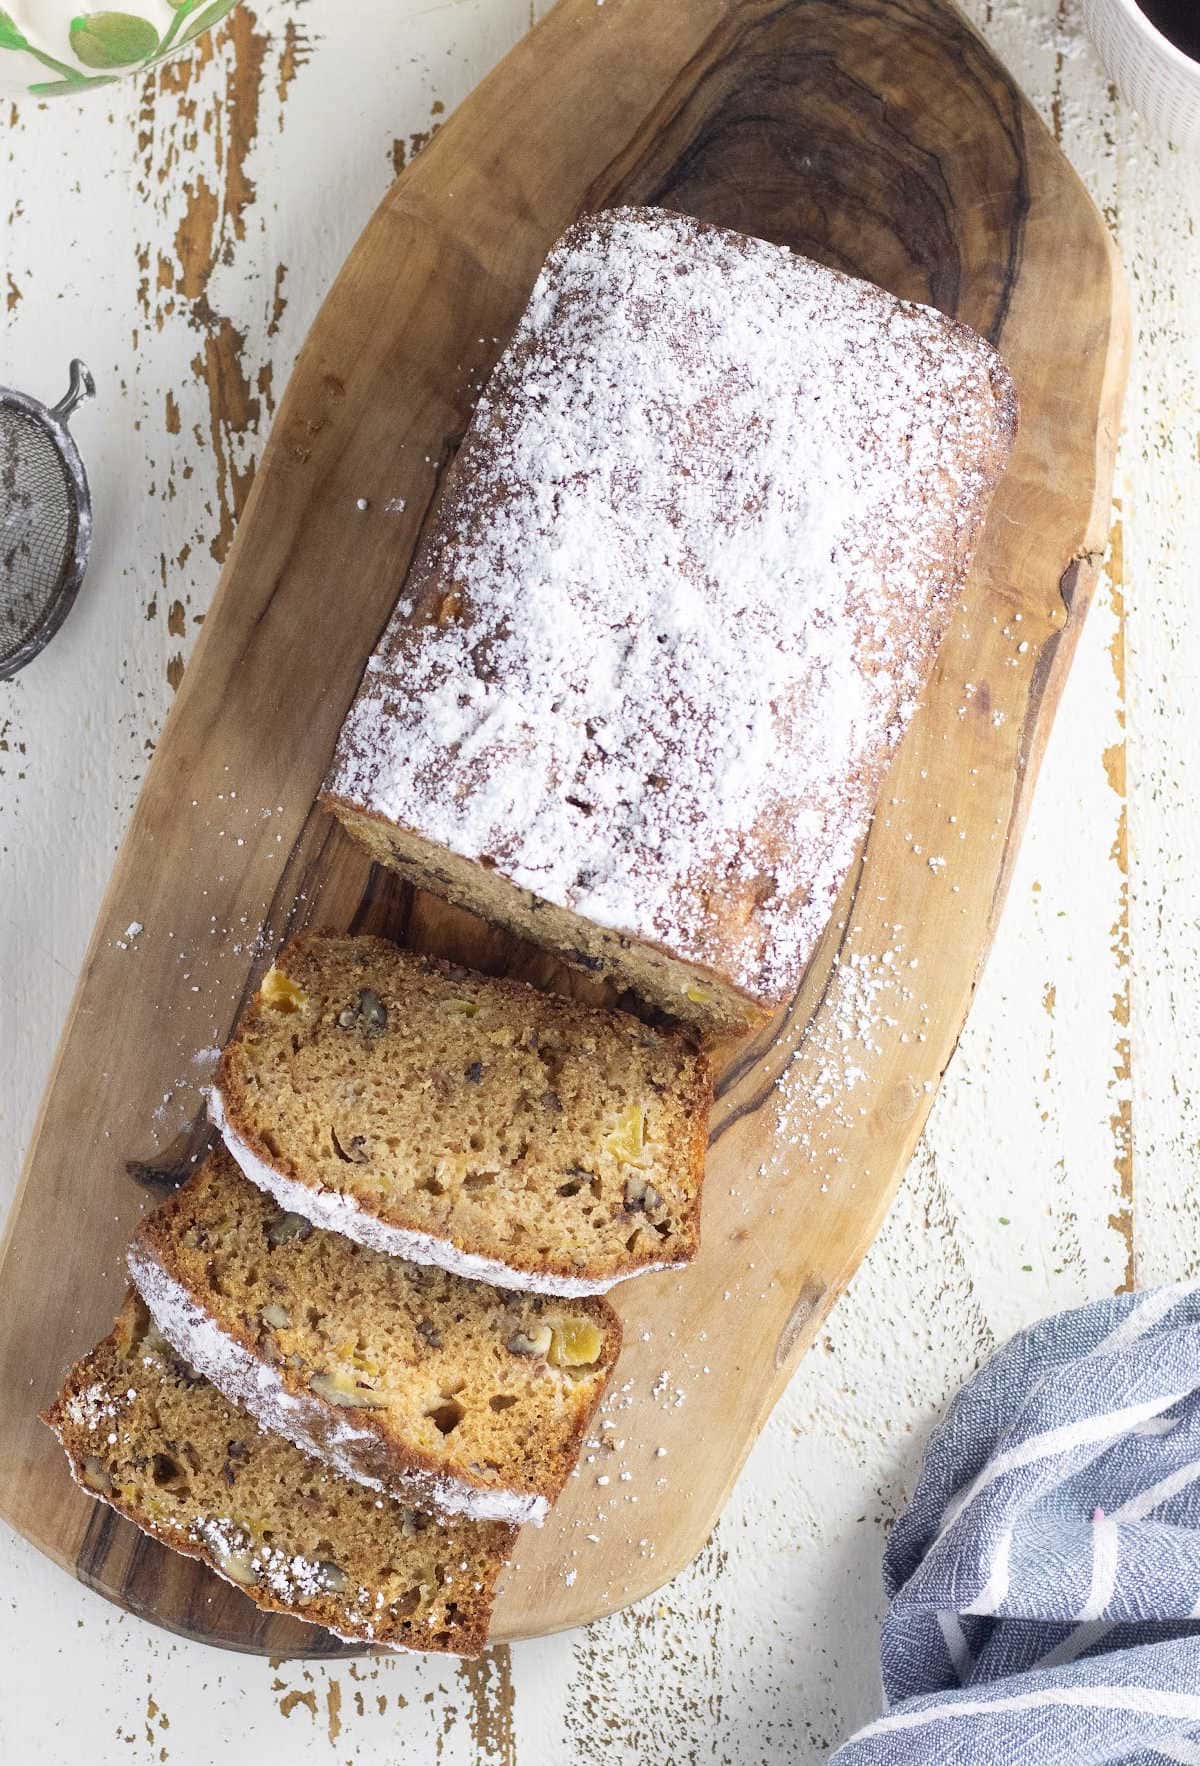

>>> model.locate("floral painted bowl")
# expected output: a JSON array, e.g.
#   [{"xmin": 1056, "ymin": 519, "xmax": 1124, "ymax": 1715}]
[{"xmin": 0, "ymin": 2, "xmax": 239, "ymax": 96}]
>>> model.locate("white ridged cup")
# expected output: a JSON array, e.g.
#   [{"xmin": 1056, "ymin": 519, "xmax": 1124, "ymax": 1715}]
[{"xmin": 1083, "ymin": 0, "xmax": 1200, "ymax": 148}]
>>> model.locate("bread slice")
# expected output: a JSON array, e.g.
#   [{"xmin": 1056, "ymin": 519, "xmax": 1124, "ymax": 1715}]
[
  {"xmin": 43, "ymin": 1295, "xmax": 514, "ymax": 1654},
  {"xmin": 323, "ymin": 207, "xmax": 1017, "ymax": 1033},
  {"xmin": 211, "ymin": 931, "xmax": 711, "ymax": 1295},
  {"xmin": 127, "ymin": 1147, "xmax": 620, "ymax": 1524}
]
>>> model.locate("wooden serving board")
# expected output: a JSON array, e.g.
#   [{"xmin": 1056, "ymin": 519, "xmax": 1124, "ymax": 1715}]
[{"xmin": 0, "ymin": 0, "xmax": 1127, "ymax": 1655}]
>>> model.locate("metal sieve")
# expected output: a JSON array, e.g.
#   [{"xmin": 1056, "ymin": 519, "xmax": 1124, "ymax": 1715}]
[{"xmin": 0, "ymin": 360, "xmax": 95, "ymax": 680}]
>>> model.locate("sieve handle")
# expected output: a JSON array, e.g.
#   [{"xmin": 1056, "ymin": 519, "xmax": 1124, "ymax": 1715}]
[{"xmin": 49, "ymin": 359, "xmax": 96, "ymax": 426}]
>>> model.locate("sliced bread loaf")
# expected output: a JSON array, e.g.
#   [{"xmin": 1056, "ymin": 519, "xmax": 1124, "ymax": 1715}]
[
  {"xmin": 128, "ymin": 1147, "xmax": 620, "ymax": 1524},
  {"xmin": 211, "ymin": 932, "xmax": 711, "ymax": 1295},
  {"xmin": 44, "ymin": 1295, "xmax": 514, "ymax": 1654}
]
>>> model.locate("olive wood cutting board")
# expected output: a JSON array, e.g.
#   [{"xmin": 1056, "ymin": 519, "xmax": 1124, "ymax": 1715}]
[{"xmin": 0, "ymin": 0, "xmax": 1128, "ymax": 1654}]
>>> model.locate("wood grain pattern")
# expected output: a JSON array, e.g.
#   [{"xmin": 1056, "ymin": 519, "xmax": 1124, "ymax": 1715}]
[{"xmin": 0, "ymin": 0, "xmax": 1127, "ymax": 1656}]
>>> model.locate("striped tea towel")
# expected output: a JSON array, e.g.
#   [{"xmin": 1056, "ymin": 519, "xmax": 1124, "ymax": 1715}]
[{"xmin": 831, "ymin": 1282, "xmax": 1200, "ymax": 1764}]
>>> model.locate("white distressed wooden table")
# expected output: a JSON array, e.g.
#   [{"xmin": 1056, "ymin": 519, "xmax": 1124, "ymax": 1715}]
[{"xmin": 1, "ymin": 1, "xmax": 1196, "ymax": 1759}]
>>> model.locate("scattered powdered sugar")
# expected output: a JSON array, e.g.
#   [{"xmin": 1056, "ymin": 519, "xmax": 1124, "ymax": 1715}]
[
  {"xmin": 209, "ymin": 1085, "xmax": 680, "ymax": 1298},
  {"xmin": 804, "ymin": 951, "xmax": 901, "ymax": 1113},
  {"xmin": 64, "ymin": 1380, "xmax": 127, "ymax": 1432},
  {"xmin": 191, "ymin": 1516, "xmax": 344, "ymax": 1604},
  {"xmin": 330, "ymin": 206, "xmax": 1014, "ymax": 999},
  {"xmin": 128, "ymin": 1238, "xmax": 548, "ymax": 1526},
  {"xmin": 772, "ymin": 940, "xmax": 932, "ymax": 1181}
]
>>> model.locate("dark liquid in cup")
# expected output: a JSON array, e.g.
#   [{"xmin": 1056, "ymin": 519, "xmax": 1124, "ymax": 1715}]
[{"xmin": 1137, "ymin": 0, "xmax": 1200, "ymax": 60}]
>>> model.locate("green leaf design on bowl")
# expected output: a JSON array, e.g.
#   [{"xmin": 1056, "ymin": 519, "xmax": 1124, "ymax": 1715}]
[
  {"xmin": 28, "ymin": 72, "xmax": 120, "ymax": 93},
  {"xmin": 177, "ymin": 0, "xmax": 238, "ymax": 45},
  {"xmin": 0, "ymin": 0, "xmax": 242, "ymax": 99},
  {"xmin": 0, "ymin": 8, "xmax": 28, "ymax": 51},
  {"xmin": 69, "ymin": 11, "xmax": 161, "ymax": 68}
]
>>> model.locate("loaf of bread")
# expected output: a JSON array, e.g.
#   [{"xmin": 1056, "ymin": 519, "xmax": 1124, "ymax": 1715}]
[
  {"xmin": 43, "ymin": 1295, "xmax": 515, "ymax": 1654},
  {"xmin": 128, "ymin": 1146, "xmax": 621, "ymax": 1524},
  {"xmin": 323, "ymin": 206, "xmax": 1017, "ymax": 1031},
  {"xmin": 211, "ymin": 932, "xmax": 711, "ymax": 1295}
]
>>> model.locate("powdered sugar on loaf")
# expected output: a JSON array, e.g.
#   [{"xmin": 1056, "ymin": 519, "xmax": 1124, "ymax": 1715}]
[{"xmin": 330, "ymin": 207, "xmax": 1015, "ymax": 1002}]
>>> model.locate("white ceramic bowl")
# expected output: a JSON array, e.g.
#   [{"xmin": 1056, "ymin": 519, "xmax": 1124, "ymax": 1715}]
[
  {"xmin": 1084, "ymin": 0, "xmax": 1200, "ymax": 147},
  {"xmin": 0, "ymin": 1, "xmax": 240, "ymax": 98}
]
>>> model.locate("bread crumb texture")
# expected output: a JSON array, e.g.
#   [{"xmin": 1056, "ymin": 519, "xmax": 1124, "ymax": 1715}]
[
  {"xmin": 129, "ymin": 1146, "xmax": 620, "ymax": 1522},
  {"xmin": 215, "ymin": 933, "xmax": 710, "ymax": 1292},
  {"xmin": 43, "ymin": 1295, "xmax": 515, "ymax": 1654}
]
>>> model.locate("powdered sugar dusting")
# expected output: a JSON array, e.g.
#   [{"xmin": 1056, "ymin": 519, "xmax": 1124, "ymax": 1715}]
[
  {"xmin": 128, "ymin": 1239, "xmax": 548, "ymax": 1525},
  {"xmin": 330, "ymin": 206, "xmax": 1015, "ymax": 1001},
  {"xmin": 63, "ymin": 1380, "xmax": 128, "ymax": 1432},
  {"xmin": 209, "ymin": 1085, "xmax": 679, "ymax": 1297},
  {"xmin": 191, "ymin": 1516, "xmax": 335, "ymax": 1602},
  {"xmin": 771, "ymin": 938, "xmax": 932, "ymax": 1185}
]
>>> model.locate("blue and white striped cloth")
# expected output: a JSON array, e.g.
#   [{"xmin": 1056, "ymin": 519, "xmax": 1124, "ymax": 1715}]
[{"xmin": 831, "ymin": 1283, "xmax": 1200, "ymax": 1765}]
